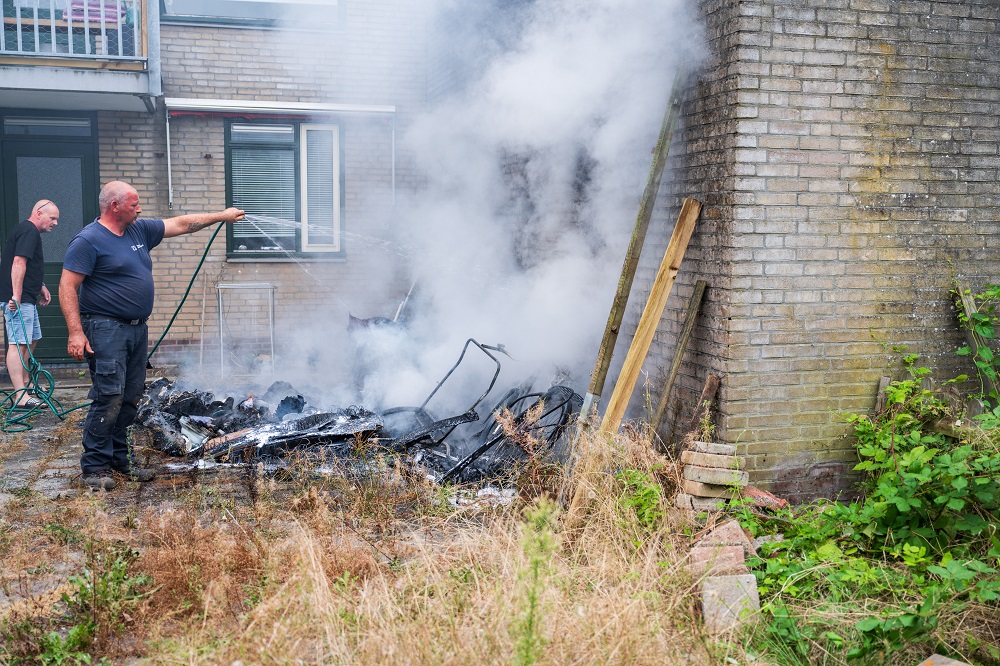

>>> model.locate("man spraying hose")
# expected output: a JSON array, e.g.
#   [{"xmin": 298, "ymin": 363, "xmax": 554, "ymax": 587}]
[
  {"xmin": 60, "ymin": 181, "xmax": 244, "ymax": 491},
  {"xmin": 0, "ymin": 200, "xmax": 59, "ymax": 410}
]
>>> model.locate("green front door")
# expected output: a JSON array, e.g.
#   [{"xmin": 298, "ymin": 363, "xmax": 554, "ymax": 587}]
[{"xmin": 1, "ymin": 135, "xmax": 99, "ymax": 362}]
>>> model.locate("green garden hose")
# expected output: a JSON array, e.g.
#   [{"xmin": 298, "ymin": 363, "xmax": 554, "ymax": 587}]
[
  {"xmin": 147, "ymin": 221, "xmax": 224, "ymax": 362},
  {"xmin": 1, "ymin": 303, "xmax": 89, "ymax": 433}
]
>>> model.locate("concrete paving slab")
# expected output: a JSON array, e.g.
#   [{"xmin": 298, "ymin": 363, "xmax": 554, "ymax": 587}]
[
  {"xmin": 689, "ymin": 440, "xmax": 737, "ymax": 456},
  {"xmin": 674, "ymin": 493, "xmax": 725, "ymax": 511},
  {"xmin": 917, "ymin": 655, "xmax": 972, "ymax": 666},
  {"xmin": 687, "ymin": 545, "xmax": 747, "ymax": 577},
  {"xmin": 683, "ymin": 465, "xmax": 748, "ymax": 486},
  {"xmin": 696, "ymin": 519, "xmax": 756, "ymax": 557},
  {"xmin": 701, "ymin": 574, "xmax": 760, "ymax": 634},
  {"xmin": 683, "ymin": 479, "xmax": 737, "ymax": 499},
  {"xmin": 681, "ymin": 450, "xmax": 742, "ymax": 469}
]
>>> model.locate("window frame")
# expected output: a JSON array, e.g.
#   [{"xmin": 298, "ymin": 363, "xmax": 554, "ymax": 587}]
[
  {"xmin": 224, "ymin": 118, "xmax": 346, "ymax": 261},
  {"xmin": 299, "ymin": 123, "xmax": 341, "ymax": 254},
  {"xmin": 159, "ymin": 0, "xmax": 345, "ymax": 29}
]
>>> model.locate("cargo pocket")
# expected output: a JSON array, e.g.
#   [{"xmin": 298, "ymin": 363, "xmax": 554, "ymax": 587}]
[{"xmin": 93, "ymin": 358, "xmax": 123, "ymax": 396}]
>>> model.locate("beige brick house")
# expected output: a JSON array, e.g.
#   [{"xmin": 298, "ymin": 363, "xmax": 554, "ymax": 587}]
[
  {"xmin": 1, "ymin": 0, "xmax": 997, "ymax": 499},
  {"xmin": 642, "ymin": 0, "xmax": 1000, "ymax": 500},
  {"xmin": 0, "ymin": 0, "xmax": 424, "ymax": 385}
]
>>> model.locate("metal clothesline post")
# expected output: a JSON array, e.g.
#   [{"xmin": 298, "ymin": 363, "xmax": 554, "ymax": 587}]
[{"xmin": 216, "ymin": 283, "xmax": 276, "ymax": 380}]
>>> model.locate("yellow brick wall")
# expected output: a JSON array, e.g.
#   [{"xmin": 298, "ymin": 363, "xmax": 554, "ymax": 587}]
[{"xmin": 639, "ymin": 0, "xmax": 1000, "ymax": 501}]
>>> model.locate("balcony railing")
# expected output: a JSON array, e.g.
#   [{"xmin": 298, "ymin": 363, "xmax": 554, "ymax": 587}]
[{"xmin": 2, "ymin": 0, "xmax": 145, "ymax": 60}]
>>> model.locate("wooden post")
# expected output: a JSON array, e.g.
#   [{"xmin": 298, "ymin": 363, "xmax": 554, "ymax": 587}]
[
  {"xmin": 599, "ymin": 198, "xmax": 701, "ymax": 434},
  {"xmin": 651, "ymin": 278, "xmax": 707, "ymax": 437},
  {"xmin": 577, "ymin": 70, "xmax": 690, "ymax": 427}
]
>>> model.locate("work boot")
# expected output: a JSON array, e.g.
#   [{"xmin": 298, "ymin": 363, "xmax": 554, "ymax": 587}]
[
  {"xmin": 113, "ymin": 466, "xmax": 156, "ymax": 482},
  {"xmin": 82, "ymin": 470, "xmax": 117, "ymax": 491}
]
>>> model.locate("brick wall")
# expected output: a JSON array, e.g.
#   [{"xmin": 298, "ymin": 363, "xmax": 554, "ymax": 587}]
[
  {"xmin": 97, "ymin": 1, "xmax": 427, "ymax": 384},
  {"xmin": 640, "ymin": 0, "xmax": 1000, "ymax": 501}
]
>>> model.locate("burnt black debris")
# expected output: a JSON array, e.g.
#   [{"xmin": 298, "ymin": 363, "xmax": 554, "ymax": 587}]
[
  {"xmin": 133, "ymin": 340, "xmax": 582, "ymax": 484},
  {"xmin": 206, "ymin": 408, "xmax": 383, "ymax": 462},
  {"xmin": 135, "ymin": 378, "xmax": 269, "ymax": 456}
]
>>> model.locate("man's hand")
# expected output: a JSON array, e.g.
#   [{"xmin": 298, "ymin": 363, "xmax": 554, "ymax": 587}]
[
  {"xmin": 221, "ymin": 207, "xmax": 246, "ymax": 223},
  {"xmin": 7, "ymin": 298, "xmax": 17, "ymax": 312},
  {"xmin": 38, "ymin": 285, "xmax": 51, "ymax": 307},
  {"xmin": 67, "ymin": 330, "xmax": 92, "ymax": 361}
]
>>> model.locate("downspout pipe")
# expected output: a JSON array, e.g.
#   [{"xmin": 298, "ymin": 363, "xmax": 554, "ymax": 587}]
[{"xmin": 165, "ymin": 106, "xmax": 173, "ymax": 209}]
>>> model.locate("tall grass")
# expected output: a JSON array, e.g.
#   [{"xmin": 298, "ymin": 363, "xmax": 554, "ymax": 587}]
[{"xmin": 126, "ymin": 426, "xmax": 721, "ymax": 665}]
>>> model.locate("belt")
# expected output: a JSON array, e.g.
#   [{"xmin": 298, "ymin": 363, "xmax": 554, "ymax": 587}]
[{"xmin": 82, "ymin": 314, "xmax": 147, "ymax": 326}]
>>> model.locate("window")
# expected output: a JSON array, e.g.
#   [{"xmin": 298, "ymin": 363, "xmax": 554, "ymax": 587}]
[
  {"xmin": 4, "ymin": 116, "xmax": 93, "ymax": 137},
  {"xmin": 226, "ymin": 120, "xmax": 343, "ymax": 259},
  {"xmin": 160, "ymin": 0, "xmax": 342, "ymax": 29}
]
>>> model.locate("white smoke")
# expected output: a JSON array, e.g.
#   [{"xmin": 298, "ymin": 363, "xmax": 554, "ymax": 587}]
[
  {"xmin": 184, "ymin": 0, "xmax": 705, "ymax": 416},
  {"xmin": 356, "ymin": 0, "xmax": 705, "ymax": 412}
]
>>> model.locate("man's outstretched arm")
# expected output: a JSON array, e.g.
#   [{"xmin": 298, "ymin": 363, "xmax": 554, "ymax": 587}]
[{"xmin": 162, "ymin": 207, "xmax": 245, "ymax": 238}]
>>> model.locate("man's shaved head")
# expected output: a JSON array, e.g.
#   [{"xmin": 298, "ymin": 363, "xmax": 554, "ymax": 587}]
[
  {"xmin": 29, "ymin": 199, "xmax": 59, "ymax": 233},
  {"xmin": 99, "ymin": 181, "xmax": 137, "ymax": 214}
]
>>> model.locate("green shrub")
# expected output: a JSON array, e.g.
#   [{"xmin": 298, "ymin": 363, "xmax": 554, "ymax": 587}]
[{"xmin": 740, "ymin": 356, "xmax": 1000, "ymax": 662}]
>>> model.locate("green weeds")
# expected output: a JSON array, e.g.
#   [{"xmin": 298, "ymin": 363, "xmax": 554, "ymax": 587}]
[
  {"xmin": 741, "ymin": 351, "xmax": 1000, "ymax": 663},
  {"xmin": 514, "ymin": 498, "xmax": 557, "ymax": 666},
  {"xmin": 615, "ymin": 466, "xmax": 666, "ymax": 534},
  {"xmin": 0, "ymin": 538, "xmax": 152, "ymax": 664}
]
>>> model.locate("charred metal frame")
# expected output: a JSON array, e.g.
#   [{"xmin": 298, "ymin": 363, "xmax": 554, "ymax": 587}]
[
  {"xmin": 388, "ymin": 338, "xmax": 509, "ymax": 450},
  {"xmin": 438, "ymin": 386, "xmax": 579, "ymax": 483},
  {"xmin": 216, "ymin": 282, "xmax": 276, "ymax": 379}
]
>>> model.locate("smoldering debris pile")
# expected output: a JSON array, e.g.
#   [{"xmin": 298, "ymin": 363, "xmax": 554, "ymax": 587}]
[{"xmin": 134, "ymin": 339, "xmax": 582, "ymax": 484}]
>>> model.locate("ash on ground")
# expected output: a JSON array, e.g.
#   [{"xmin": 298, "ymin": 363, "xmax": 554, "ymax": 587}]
[{"xmin": 134, "ymin": 340, "xmax": 581, "ymax": 485}]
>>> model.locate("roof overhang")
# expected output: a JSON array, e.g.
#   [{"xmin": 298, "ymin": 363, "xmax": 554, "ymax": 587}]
[
  {"xmin": 0, "ymin": 65, "xmax": 155, "ymax": 112},
  {"xmin": 164, "ymin": 98, "xmax": 395, "ymax": 116}
]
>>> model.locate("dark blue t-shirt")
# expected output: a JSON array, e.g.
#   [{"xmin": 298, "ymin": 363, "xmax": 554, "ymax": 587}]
[{"xmin": 63, "ymin": 218, "xmax": 165, "ymax": 321}]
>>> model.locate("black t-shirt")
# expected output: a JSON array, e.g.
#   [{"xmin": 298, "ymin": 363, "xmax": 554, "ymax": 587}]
[{"xmin": 0, "ymin": 220, "xmax": 44, "ymax": 305}]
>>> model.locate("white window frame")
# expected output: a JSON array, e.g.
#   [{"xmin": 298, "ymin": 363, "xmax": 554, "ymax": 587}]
[
  {"xmin": 299, "ymin": 123, "xmax": 341, "ymax": 253},
  {"xmin": 226, "ymin": 119, "xmax": 344, "ymax": 259}
]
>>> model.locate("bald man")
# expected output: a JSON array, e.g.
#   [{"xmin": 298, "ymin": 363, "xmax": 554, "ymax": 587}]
[
  {"xmin": 0, "ymin": 199, "xmax": 59, "ymax": 409},
  {"xmin": 60, "ymin": 181, "xmax": 243, "ymax": 491}
]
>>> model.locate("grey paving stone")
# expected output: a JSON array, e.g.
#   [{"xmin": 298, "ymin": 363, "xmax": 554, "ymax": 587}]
[
  {"xmin": 683, "ymin": 465, "xmax": 749, "ymax": 487},
  {"xmin": 917, "ymin": 654, "xmax": 973, "ymax": 665},
  {"xmin": 689, "ymin": 440, "xmax": 737, "ymax": 456},
  {"xmin": 701, "ymin": 574, "xmax": 760, "ymax": 634}
]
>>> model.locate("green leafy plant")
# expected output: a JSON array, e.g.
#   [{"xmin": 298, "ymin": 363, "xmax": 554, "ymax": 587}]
[
  {"xmin": 741, "ymin": 353, "xmax": 1000, "ymax": 662},
  {"xmin": 63, "ymin": 540, "xmax": 154, "ymax": 652},
  {"xmin": 37, "ymin": 624, "xmax": 98, "ymax": 666},
  {"xmin": 955, "ymin": 282, "xmax": 1000, "ymax": 404},
  {"xmin": 614, "ymin": 466, "xmax": 665, "ymax": 535}
]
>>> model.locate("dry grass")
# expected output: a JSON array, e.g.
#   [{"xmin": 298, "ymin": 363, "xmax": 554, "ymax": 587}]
[
  {"xmin": 1, "ymin": 421, "xmax": 738, "ymax": 665},
  {"xmin": 135, "ymin": 427, "xmax": 721, "ymax": 665}
]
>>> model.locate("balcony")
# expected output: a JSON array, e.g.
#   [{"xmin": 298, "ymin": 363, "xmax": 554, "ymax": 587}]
[{"xmin": 0, "ymin": 0, "xmax": 160, "ymax": 112}]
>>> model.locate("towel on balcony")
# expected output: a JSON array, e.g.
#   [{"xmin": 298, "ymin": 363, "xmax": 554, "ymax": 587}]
[{"xmin": 69, "ymin": 0, "xmax": 126, "ymax": 23}]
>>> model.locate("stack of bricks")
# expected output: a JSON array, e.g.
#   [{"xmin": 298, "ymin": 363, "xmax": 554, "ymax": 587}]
[
  {"xmin": 684, "ymin": 519, "xmax": 761, "ymax": 634},
  {"xmin": 674, "ymin": 441, "xmax": 748, "ymax": 511}
]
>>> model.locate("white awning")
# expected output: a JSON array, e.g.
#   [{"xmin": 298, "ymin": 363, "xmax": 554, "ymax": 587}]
[{"xmin": 164, "ymin": 97, "xmax": 395, "ymax": 116}]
